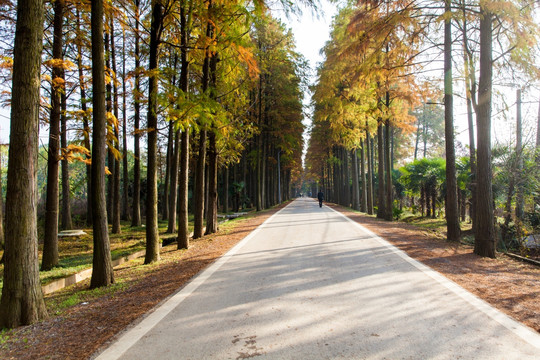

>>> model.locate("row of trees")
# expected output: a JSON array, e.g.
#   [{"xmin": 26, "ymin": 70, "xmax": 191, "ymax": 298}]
[
  {"xmin": 0, "ymin": 0, "xmax": 311, "ymax": 328},
  {"xmin": 305, "ymin": 1, "xmax": 539, "ymax": 257}
]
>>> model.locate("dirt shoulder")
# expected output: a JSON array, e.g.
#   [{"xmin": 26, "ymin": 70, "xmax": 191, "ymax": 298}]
[
  {"xmin": 1, "ymin": 201, "xmax": 538, "ymax": 359},
  {"xmin": 329, "ymin": 204, "xmax": 540, "ymax": 334}
]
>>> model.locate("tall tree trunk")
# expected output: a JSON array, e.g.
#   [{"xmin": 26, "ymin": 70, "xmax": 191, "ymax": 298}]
[
  {"xmin": 367, "ymin": 133, "xmax": 374, "ymax": 215},
  {"xmin": 205, "ymin": 132, "xmax": 218, "ymax": 235},
  {"xmin": 384, "ymin": 121, "xmax": 392, "ymax": 221},
  {"xmin": 105, "ymin": 31, "xmax": 113, "ymax": 222},
  {"xmin": 360, "ymin": 139, "xmax": 367, "ymax": 212},
  {"xmin": 76, "ymin": 8, "xmax": 92, "ymax": 227},
  {"xmin": 145, "ymin": 0, "xmax": 163, "ymax": 263},
  {"xmin": 377, "ymin": 123, "xmax": 386, "ymax": 219},
  {"xmin": 206, "ymin": 53, "xmax": 218, "ymax": 234},
  {"xmin": 194, "ymin": 1, "xmax": 213, "ymax": 238},
  {"xmin": 515, "ymin": 89, "xmax": 524, "ymax": 220},
  {"xmin": 163, "ymin": 120, "xmax": 172, "ymax": 221},
  {"xmin": 177, "ymin": 2, "xmax": 190, "ymax": 249},
  {"xmin": 0, "ymin": 0, "xmax": 48, "ymax": 328},
  {"xmin": 444, "ymin": 0, "xmax": 460, "ymax": 241},
  {"xmin": 131, "ymin": 0, "xmax": 141, "ymax": 227},
  {"xmin": 61, "ymin": 89, "xmax": 73, "ymax": 230},
  {"xmin": 42, "ymin": 0, "xmax": 64, "ymax": 271},
  {"xmin": 474, "ymin": 6, "xmax": 495, "ymax": 258},
  {"xmin": 352, "ymin": 149, "xmax": 359, "ymax": 210},
  {"xmin": 167, "ymin": 128, "xmax": 180, "ymax": 233},
  {"xmin": 89, "ymin": 0, "xmax": 114, "ymax": 289},
  {"xmin": 121, "ymin": 29, "xmax": 130, "ymax": 221},
  {"xmin": 110, "ymin": 19, "xmax": 121, "ymax": 234},
  {"xmin": 462, "ymin": 1, "xmax": 476, "ymax": 233}
]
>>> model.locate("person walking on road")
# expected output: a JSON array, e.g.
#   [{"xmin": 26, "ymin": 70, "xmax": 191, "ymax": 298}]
[{"xmin": 317, "ymin": 190, "xmax": 324, "ymax": 208}]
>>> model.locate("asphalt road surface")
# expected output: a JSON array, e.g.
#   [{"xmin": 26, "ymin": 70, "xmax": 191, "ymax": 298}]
[{"xmin": 95, "ymin": 198, "xmax": 540, "ymax": 360}]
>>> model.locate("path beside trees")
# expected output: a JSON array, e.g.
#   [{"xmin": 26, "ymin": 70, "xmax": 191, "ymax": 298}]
[{"xmin": 0, "ymin": 199, "xmax": 538, "ymax": 359}]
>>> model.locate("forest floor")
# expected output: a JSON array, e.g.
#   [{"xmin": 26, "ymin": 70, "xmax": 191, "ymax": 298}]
[{"xmin": 0, "ymin": 200, "xmax": 539, "ymax": 359}]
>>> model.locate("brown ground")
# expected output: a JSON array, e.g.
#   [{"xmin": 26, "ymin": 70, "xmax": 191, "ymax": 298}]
[{"xmin": 1, "ymin": 202, "xmax": 538, "ymax": 359}]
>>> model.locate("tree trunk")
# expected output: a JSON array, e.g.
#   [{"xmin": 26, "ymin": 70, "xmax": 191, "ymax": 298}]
[
  {"xmin": 0, "ymin": 0, "xmax": 48, "ymax": 328},
  {"xmin": 167, "ymin": 127, "xmax": 180, "ymax": 233},
  {"xmin": 177, "ymin": 3, "xmax": 190, "ymax": 249},
  {"xmin": 89, "ymin": 0, "xmax": 114, "ymax": 289},
  {"xmin": 110, "ymin": 19, "xmax": 121, "ymax": 234},
  {"xmin": 121, "ymin": 29, "xmax": 130, "ymax": 221},
  {"xmin": 61, "ymin": 89, "xmax": 73, "ymax": 230},
  {"xmin": 462, "ymin": 2, "xmax": 476, "ymax": 233},
  {"xmin": 377, "ymin": 123, "xmax": 386, "ymax": 219},
  {"xmin": 352, "ymin": 149, "xmax": 359, "ymax": 210},
  {"xmin": 515, "ymin": 89, "xmax": 524, "ymax": 220},
  {"xmin": 105, "ymin": 31, "xmax": 113, "ymax": 222},
  {"xmin": 194, "ymin": 2, "xmax": 214, "ymax": 238},
  {"xmin": 384, "ymin": 121, "xmax": 392, "ymax": 221},
  {"xmin": 163, "ymin": 120, "xmax": 172, "ymax": 221},
  {"xmin": 42, "ymin": 0, "xmax": 64, "ymax": 271},
  {"xmin": 474, "ymin": 6, "xmax": 496, "ymax": 258},
  {"xmin": 444, "ymin": 0, "xmax": 461, "ymax": 241},
  {"xmin": 366, "ymin": 133, "xmax": 374, "ymax": 215},
  {"xmin": 131, "ymin": 0, "xmax": 141, "ymax": 227},
  {"xmin": 144, "ymin": 0, "xmax": 163, "ymax": 264},
  {"xmin": 76, "ymin": 8, "xmax": 92, "ymax": 227},
  {"xmin": 360, "ymin": 139, "xmax": 367, "ymax": 212},
  {"xmin": 205, "ymin": 131, "xmax": 218, "ymax": 235}
]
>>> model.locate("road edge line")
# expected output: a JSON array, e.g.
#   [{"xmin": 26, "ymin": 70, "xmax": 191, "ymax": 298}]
[
  {"xmin": 93, "ymin": 202, "xmax": 293, "ymax": 360},
  {"xmin": 327, "ymin": 205, "xmax": 540, "ymax": 350}
]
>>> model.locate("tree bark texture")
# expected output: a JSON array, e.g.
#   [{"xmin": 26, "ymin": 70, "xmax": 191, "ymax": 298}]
[
  {"xmin": 376, "ymin": 123, "xmax": 386, "ymax": 219},
  {"xmin": 474, "ymin": 7, "xmax": 496, "ymax": 258},
  {"xmin": 360, "ymin": 140, "xmax": 367, "ymax": 212},
  {"xmin": 0, "ymin": 0, "xmax": 48, "ymax": 328},
  {"xmin": 194, "ymin": 3, "xmax": 213, "ymax": 237},
  {"xmin": 145, "ymin": 0, "xmax": 163, "ymax": 263},
  {"xmin": 444, "ymin": 0, "xmax": 461, "ymax": 241},
  {"xmin": 177, "ymin": 4, "xmax": 190, "ymax": 249},
  {"xmin": 515, "ymin": 89, "xmax": 524, "ymax": 220},
  {"xmin": 42, "ymin": 0, "xmax": 64, "ymax": 271},
  {"xmin": 110, "ymin": 19, "xmax": 121, "ymax": 234},
  {"xmin": 90, "ymin": 0, "xmax": 114, "ymax": 288},
  {"xmin": 384, "ymin": 121, "xmax": 393, "ymax": 221},
  {"xmin": 131, "ymin": 0, "xmax": 141, "ymax": 227},
  {"xmin": 61, "ymin": 91, "xmax": 73, "ymax": 230},
  {"xmin": 121, "ymin": 29, "xmax": 130, "ymax": 221}
]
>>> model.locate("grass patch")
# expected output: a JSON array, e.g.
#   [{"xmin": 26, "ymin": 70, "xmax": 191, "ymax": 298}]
[{"xmin": 47, "ymin": 279, "xmax": 129, "ymax": 315}]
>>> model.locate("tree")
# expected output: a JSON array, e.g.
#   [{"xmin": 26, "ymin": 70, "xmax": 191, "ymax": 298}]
[
  {"xmin": 90, "ymin": 0, "xmax": 115, "ymax": 287},
  {"xmin": 0, "ymin": 0, "xmax": 48, "ymax": 328},
  {"xmin": 131, "ymin": 0, "xmax": 142, "ymax": 227},
  {"xmin": 443, "ymin": 0, "xmax": 460, "ymax": 241},
  {"xmin": 473, "ymin": 4, "xmax": 495, "ymax": 258},
  {"xmin": 144, "ymin": 0, "xmax": 164, "ymax": 263},
  {"xmin": 42, "ymin": 0, "xmax": 65, "ymax": 271}
]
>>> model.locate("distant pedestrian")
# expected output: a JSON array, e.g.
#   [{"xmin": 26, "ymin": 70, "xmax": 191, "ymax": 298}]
[{"xmin": 317, "ymin": 190, "xmax": 324, "ymax": 208}]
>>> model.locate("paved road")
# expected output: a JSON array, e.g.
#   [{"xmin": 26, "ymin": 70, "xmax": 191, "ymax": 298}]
[{"xmin": 95, "ymin": 198, "xmax": 540, "ymax": 360}]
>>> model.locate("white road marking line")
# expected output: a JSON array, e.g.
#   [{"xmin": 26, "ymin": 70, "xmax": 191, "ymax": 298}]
[
  {"xmin": 327, "ymin": 205, "xmax": 540, "ymax": 350},
  {"xmin": 94, "ymin": 203, "xmax": 293, "ymax": 360}
]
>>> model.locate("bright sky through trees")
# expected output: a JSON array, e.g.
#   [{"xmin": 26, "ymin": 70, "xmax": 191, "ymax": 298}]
[{"xmin": 276, "ymin": 1, "xmax": 540, "ymax": 158}]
